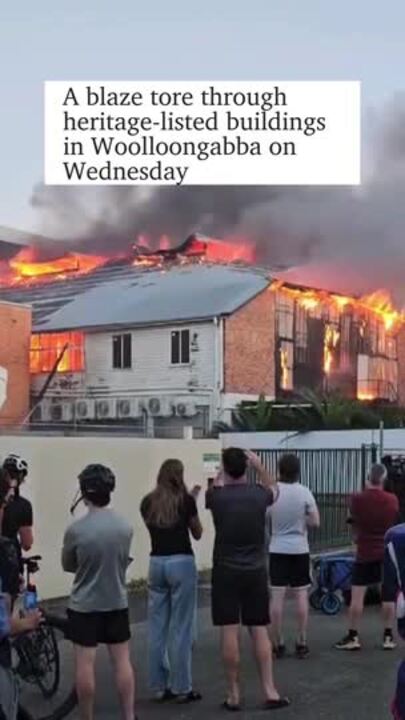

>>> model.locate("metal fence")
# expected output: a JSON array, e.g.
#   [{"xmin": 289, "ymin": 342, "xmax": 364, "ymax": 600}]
[{"xmin": 255, "ymin": 446, "xmax": 378, "ymax": 552}]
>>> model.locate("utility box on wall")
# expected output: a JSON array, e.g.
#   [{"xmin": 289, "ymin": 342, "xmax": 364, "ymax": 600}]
[{"xmin": 0, "ymin": 301, "xmax": 31, "ymax": 426}]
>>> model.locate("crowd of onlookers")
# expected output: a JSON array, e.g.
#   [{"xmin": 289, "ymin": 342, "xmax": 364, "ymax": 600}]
[{"xmin": 1, "ymin": 448, "xmax": 405, "ymax": 719}]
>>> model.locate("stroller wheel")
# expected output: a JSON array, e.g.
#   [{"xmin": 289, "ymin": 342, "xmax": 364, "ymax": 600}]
[
  {"xmin": 320, "ymin": 593, "xmax": 342, "ymax": 616},
  {"xmin": 309, "ymin": 589, "xmax": 324, "ymax": 611}
]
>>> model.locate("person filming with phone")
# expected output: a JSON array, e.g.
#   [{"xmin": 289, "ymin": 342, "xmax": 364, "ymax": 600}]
[{"xmin": 206, "ymin": 447, "xmax": 290, "ymax": 712}]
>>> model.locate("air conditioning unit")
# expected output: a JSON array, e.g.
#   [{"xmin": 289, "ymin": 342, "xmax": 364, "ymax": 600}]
[
  {"xmin": 142, "ymin": 397, "xmax": 174, "ymax": 417},
  {"xmin": 146, "ymin": 397, "xmax": 162, "ymax": 416},
  {"xmin": 116, "ymin": 398, "xmax": 141, "ymax": 419},
  {"xmin": 175, "ymin": 400, "xmax": 197, "ymax": 418},
  {"xmin": 74, "ymin": 399, "xmax": 95, "ymax": 420},
  {"xmin": 95, "ymin": 399, "xmax": 116, "ymax": 420},
  {"xmin": 49, "ymin": 401, "xmax": 74, "ymax": 423}
]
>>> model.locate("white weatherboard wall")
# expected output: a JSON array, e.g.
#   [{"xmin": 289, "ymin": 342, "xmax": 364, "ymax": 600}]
[
  {"xmin": 32, "ymin": 322, "xmax": 217, "ymax": 398},
  {"xmin": 0, "ymin": 436, "xmax": 220, "ymax": 599},
  {"xmin": 85, "ymin": 323, "xmax": 216, "ymax": 392}
]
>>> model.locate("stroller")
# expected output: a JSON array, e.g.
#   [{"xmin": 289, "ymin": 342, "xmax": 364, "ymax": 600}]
[{"xmin": 309, "ymin": 552, "xmax": 354, "ymax": 615}]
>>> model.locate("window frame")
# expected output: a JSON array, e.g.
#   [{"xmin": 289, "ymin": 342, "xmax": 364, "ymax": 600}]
[
  {"xmin": 170, "ymin": 328, "xmax": 191, "ymax": 366},
  {"xmin": 112, "ymin": 333, "xmax": 133, "ymax": 370}
]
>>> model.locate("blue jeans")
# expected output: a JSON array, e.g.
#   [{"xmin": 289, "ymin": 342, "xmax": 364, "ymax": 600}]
[{"xmin": 148, "ymin": 554, "xmax": 197, "ymax": 695}]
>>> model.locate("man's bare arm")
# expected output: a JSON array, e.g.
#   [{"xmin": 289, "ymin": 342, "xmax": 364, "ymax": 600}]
[{"xmin": 245, "ymin": 451, "xmax": 278, "ymax": 495}]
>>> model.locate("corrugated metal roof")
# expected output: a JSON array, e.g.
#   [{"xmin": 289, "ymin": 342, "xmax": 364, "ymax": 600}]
[{"xmin": 29, "ymin": 264, "xmax": 270, "ymax": 332}]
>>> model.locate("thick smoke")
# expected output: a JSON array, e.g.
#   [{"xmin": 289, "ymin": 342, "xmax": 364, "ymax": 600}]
[{"xmin": 31, "ymin": 95, "xmax": 405, "ymax": 301}]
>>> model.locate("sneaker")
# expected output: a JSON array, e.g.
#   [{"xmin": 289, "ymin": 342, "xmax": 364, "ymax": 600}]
[
  {"xmin": 383, "ymin": 632, "xmax": 397, "ymax": 650},
  {"xmin": 295, "ymin": 642, "xmax": 309, "ymax": 659},
  {"xmin": 334, "ymin": 632, "xmax": 361, "ymax": 650}
]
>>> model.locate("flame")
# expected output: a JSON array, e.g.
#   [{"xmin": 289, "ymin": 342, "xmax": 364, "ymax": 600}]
[
  {"xmin": 324, "ymin": 324, "xmax": 340, "ymax": 375},
  {"xmin": 30, "ymin": 332, "xmax": 85, "ymax": 374},
  {"xmin": 0, "ymin": 235, "xmax": 255, "ymax": 288},
  {"xmin": 357, "ymin": 391, "xmax": 376, "ymax": 401},
  {"xmin": 280, "ymin": 348, "xmax": 289, "ymax": 389},
  {"xmin": 272, "ymin": 282, "xmax": 405, "ymax": 334},
  {"xmin": 6, "ymin": 247, "xmax": 110, "ymax": 284}
]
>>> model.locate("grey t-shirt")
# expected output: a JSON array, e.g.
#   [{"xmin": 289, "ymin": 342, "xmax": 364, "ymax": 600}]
[{"xmin": 62, "ymin": 508, "xmax": 133, "ymax": 613}]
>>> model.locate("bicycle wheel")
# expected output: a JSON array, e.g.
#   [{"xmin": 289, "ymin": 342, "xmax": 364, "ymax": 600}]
[
  {"xmin": 17, "ymin": 615, "xmax": 77, "ymax": 720},
  {"xmin": 14, "ymin": 623, "xmax": 60, "ymax": 699},
  {"xmin": 19, "ymin": 687, "xmax": 77, "ymax": 720}
]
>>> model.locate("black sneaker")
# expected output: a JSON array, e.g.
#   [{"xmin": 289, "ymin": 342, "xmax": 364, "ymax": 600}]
[
  {"xmin": 295, "ymin": 642, "xmax": 309, "ymax": 659},
  {"xmin": 273, "ymin": 643, "xmax": 286, "ymax": 659},
  {"xmin": 334, "ymin": 632, "xmax": 361, "ymax": 650}
]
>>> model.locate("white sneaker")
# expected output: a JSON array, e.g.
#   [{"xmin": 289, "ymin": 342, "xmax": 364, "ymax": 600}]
[
  {"xmin": 383, "ymin": 633, "xmax": 397, "ymax": 650},
  {"xmin": 334, "ymin": 633, "xmax": 361, "ymax": 650}
]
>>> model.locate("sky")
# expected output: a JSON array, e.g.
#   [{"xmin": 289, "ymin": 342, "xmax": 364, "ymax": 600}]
[{"xmin": 1, "ymin": 0, "xmax": 405, "ymax": 233}]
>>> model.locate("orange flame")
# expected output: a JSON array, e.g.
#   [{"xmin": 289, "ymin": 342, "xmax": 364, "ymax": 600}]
[
  {"xmin": 7, "ymin": 247, "xmax": 110, "ymax": 284},
  {"xmin": 30, "ymin": 332, "xmax": 85, "ymax": 374},
  {"xmin": 324, "ymin": 324, "xmax": 340, "ymax": 375},
  {"xmin": 357, "ymin": 391, "xmax": 376, "ymax": 401},
  {"xmin": 272, "ymin": 282, "xmax": 404, "ymax": 333}
]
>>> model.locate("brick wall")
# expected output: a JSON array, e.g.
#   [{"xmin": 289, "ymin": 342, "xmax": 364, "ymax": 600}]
[
  {"xmin": 224, "ymin": 288, "xmax": 276, "ymax": 396},
  {"xmin": 0, "ymin": 302, "xmax": 31, "ymax": 426}
]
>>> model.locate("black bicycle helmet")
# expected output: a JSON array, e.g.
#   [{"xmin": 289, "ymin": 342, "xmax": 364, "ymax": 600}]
[
  {"xmin": 3, "ymin": 453, "xmax": 28, "ymax": 479},
  {"xmin": 78, "ymin": 464, "xmax": 116, "ymax": 497}
]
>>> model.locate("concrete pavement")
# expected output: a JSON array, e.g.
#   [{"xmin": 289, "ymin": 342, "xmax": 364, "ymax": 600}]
[{"xmin": 21, "ymin": 591, "xmax": 401, "ymax": 719}]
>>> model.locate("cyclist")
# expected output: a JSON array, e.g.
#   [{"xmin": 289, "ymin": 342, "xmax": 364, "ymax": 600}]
[
  {"xmin": 2, "ymin": 455, "xmax": 33, "ymax": 564},
  {"xmin": 0, "ymin": 468, "xmax": 41, "ymax": 720},
  {"xmin": 62, "ymin": 464, "xmax": 136, "ymax": 720}
]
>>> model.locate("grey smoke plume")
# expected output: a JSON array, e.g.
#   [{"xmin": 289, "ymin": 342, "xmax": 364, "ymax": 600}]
[{"xmin": 31, "ymin": 95, "xmax": 405, "ymax": 300}]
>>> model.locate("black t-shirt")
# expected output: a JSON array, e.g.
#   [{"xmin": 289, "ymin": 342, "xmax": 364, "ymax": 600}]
[
  {"xmin": 206, "ymin": 483, "xmax": 274, "ymax": 570},
  {"xmin": 0, "ymin": 536, "xmax": 21, "ymax": 668},
  {"xmin": 2, "ymin": 494, "xmax": 33, "ymax": 565},
  {"xmin": 3, "ymin": 494, "xmax": 33, "ymax": 541},
  {"xmin": 140, "ymin": 493, "xmax": 198, "ymax": 556}
]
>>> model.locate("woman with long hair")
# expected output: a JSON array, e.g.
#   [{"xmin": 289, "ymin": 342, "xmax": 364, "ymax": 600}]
[{"xmin": 140, "ymin": 459, "xmax": 203, "ymax": 704}]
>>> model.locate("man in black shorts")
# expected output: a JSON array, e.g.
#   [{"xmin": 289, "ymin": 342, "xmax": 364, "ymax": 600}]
[
  {"xmin": 335, "ymin": 463, "xmax": 399, "ymax": 651},
  {"xmin": 206, "ymin": 448, "xmax": 289, "ymax": 711},
  {"xmin": 62, "ymin": 464, "xmax": 135, "ymax": 720}
]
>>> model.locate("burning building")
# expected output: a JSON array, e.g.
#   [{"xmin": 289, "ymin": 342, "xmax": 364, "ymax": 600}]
[{"xmin": 0, "ymin": 230, "xmax": 403, "ymax": 435}]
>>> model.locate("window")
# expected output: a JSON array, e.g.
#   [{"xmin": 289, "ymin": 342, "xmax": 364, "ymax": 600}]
[
  {"xmin": 171, "ymin": 329, "xmax": 190, "ymax": 365},
  {"xmin": 279, "ymin": 340, "xmax": 293, "ymax": 391},
  {"xmin": 357, "ymin": 354, "xmax": 398, "ymax": 402},
  {"xmin": 112, "ymin": 334, "xmax": 132, "ymax": 369},
  {"xmin": 30, "ymin": 332, "xmax": 85, "ymax": 374}
]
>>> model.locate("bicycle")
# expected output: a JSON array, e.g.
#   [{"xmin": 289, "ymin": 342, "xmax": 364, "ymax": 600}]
[
  {"xmin": 12, "ymin": 556, "xmax": 60, "ymax": 699},
  {"xmin": 10, "ymin": 555, "xmax": 78, "ymax": 720}
]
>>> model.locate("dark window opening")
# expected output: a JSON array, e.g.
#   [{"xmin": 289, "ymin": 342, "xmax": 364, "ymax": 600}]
[
  {"xmin": 171, "ymin": 329, "xmax": 190, "ymax": 365},
  {"xmin": 112, "ymin": 334, "xmax": 132, "ymax": 369}
]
